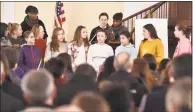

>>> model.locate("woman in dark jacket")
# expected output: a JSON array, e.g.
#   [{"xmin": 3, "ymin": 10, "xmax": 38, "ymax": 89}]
[{"xmin": 21, "ymin": 5, "xmax": 48, "ymax": 40}]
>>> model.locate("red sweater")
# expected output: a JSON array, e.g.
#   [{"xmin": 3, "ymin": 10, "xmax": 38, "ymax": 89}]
[{"xmin": 35, "ymin": 39, "xmax": 46, "ymax": 59}]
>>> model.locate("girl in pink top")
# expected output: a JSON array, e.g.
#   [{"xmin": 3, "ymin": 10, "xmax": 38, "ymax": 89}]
[{"xmin": 173, "ymin": 24, "xmax": 192, "ymax": 58}]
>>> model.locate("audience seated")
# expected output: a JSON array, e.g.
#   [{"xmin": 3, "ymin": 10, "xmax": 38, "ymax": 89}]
[
  {"xmin": 97, "ymin": 56, "xmax": 115, "ymax": 82},
  {"xmin": 20, "ymin": 69, "xmax": 56, "ymax": 111},
  {"xmin": 54, "ymin": 64, "xmax": 98, "ymax": 106},
  {"xmin": 44, "ymin": 57, "xmax": 72, "ymax": 86},
  {"xmin": 71, "ymin": 91, "xmax": 110, "ymax": 112},
  {"xmin": 0, "ymin": 51, "xmax": 24, "ymax": 112},
  {"xmin": 166, "ymin": 77, "xmax": 192, "ymax": 112},
  {"xmin": 100, "ymin": 82, "xmax": 132, "ymax": 112},
  {"xmin": 57, "ymin": 53, "xmax": 73, "ymax": 74}
]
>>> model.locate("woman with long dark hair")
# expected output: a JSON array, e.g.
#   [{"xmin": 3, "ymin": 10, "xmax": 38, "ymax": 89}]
[{"xmin": 138, "ymin": 23, "xmax": 164, "ymax": 65}]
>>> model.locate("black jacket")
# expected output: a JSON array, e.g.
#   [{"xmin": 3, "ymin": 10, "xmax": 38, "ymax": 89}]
[
  {"xmin": 0, "ymin": 90, "xmax": 24, "ymax": 112},
  {"xmin": 1, "ymin": 78, "xmax": 27, "ymax": 105},
  {"xmin": 21, "ymin": 16, "xmax": 48, "ymax": 39},
  {"xmin": 54, "ymin": 74, "xmax": 98, "ymax": 106}
]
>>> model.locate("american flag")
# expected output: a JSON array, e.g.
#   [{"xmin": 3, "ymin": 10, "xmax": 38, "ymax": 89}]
[{"xmin": 54, "ymin": 1, "xmax": 66, "ymax": 28}]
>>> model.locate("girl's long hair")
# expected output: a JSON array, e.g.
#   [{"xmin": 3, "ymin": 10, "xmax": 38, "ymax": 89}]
[
  {"xmin": 50, "ymin": 27, "xmax": 66, "ymax": 52},
  {"xmin": 72, "ymin": 25, "xmax": 89, "ymax": 47}
]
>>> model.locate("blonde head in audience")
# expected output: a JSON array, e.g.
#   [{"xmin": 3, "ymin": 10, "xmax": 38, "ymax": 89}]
[
  {"xmin": 32, "ymin": 24, "xmax": 44, "ymax": 39},
  {"xmin": 9, "ymin": 23, "xmax": 23, "ymax": 37},
  {"xmin": 23, "ymin": 31, "xmax": 35, "ymax": 45},
  {"xmin": 131, "ymin": 58, "xmax": 156, "ymax": 91},
  {"xmin": 72, "ymin": 25, "xmax": 89, "ymax": 47},
  {"xmin": 166, "ymin": 77, "xmax": 192, "ymax": 112},
  {"xmin": 50, "ymin": 27, "xmax": 66, "ymax": 52},
  {"xmin": 21, "ymin": 69, "xmax": 56, "ymax": 105},
  {"xmin": 71, "ymin": 91, "xmax": 110, "ymax": 112}
]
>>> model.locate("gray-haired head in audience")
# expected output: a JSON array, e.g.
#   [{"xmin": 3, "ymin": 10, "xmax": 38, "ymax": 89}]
[
  {"xmin": 21, "ymin": 69, "xmax": 55, "ymax": 104},
  {"xmin": 114, "ymin": 52, "xmax": 132, "ymax": 72}
]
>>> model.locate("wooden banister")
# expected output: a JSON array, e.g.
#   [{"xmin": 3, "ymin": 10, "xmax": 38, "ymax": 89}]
[{"xmin": 122, "ymin": 2, "xmax": 164, "ymax": 22}]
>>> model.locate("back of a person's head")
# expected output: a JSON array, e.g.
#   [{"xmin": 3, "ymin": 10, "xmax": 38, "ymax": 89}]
[
  {"xmin": 97, "ymin": 56, "xmax": 115, "ymax": 82},
  {"xmin": 166, "ymin": 77, "xmax": 192, "ymax": 112},
  {"xmin": 75, "ymin": 64, "xmax": 97, "ymax": 81},
  {"xmin": 21, "ymin": 69, "xmax": 54, "ymax": 102},
  {"xmin": 132, "ymin": 58, "xmax": 156, "ymax": 90},
  {"xmin": 45, "ymin": 57, "xmax": 66, "ymax": 79},
  {"xmin": 143, "ymin": 53, "xmax": 157, "ymax": 71},
  {"xmin": 114, "ymin": 52, "xmax": 131, "ymax": 71},
  {"xmin": 71, "ymin": 91, "xmax": 110, "ymax": 112},
  {"xmin": 2, "ymin": 46, "xmax": 19, "ymax": 69},
  {"xmin": 101, "ymin": 83, "xmax": 130, "ymax": 112},
  {"xmin": 171, "ymin": 54, "xmax": 192, "ymax": 79},
  {"xmin": 55, "ymin": 104, "xmax": 83, "ymax": 112},
  {"xmin": 158, "ymin": 58, "xmax": 170, "ymax": 73},
  {"xmin": 57, "ymin": 53, "xmax": 73, "ymax": 73}
]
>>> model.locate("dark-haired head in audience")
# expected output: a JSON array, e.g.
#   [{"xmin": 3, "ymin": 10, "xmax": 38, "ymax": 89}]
[
  {"xmin": 143, "ymin": 54, "xmax": 157, "ymax": 71},
  {"xmin": 114, "ymin": 52, "xmax": 132, "ymax": 72},
  {"xmin": 143, "ymin": 53, "xmax": 160, "ymax": 82},
  {"xmin": 166, "ymin": 77, "xmax": 192, "ymax": 112},
  {"xmin": 2, "ymin": 47, "xmax": 25, "ymax": 82},
  {"xmin": 75, "ymin": 64, "xmax": 97, "ymax": 81},
  {"xmin": 97, "ymin": 56, "xmax": 115, "ymax": 82},
  {"xmin": 100, "ymin": 82, "xmax": 131, "ymax": 112},
  {"xmin": 0, "ymin": 52, "xmax": 9, "ymax": 85},
  {"xmin": 71, "ymin": 91, "xmax": 110, "ymax": 112},
  {"xmin": 21, "ymin": 69, "xmax": 56, "ymax": 106},
  {"xmin": 45, "ymin": 57, "xmax": 71, "ymax": 86},
  {"xmin": 170, "ymin": 53, "xmax": 192, "ymax": 80},
  {"xmin": 131, "ymin": 58, "xmax": 157, "ymax": 91},
  {"xmin": 158, "ymin": 58, "xmax": 170, "ymax": 74},
  {"xmin": 57, "ymin": 53, "xmax": 73, "ymax": 74}
]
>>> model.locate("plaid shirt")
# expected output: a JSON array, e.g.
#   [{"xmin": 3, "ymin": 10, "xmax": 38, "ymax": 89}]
[{"xmin": 68, "ymin": 41, "xmax": 89, "ymax": 69}]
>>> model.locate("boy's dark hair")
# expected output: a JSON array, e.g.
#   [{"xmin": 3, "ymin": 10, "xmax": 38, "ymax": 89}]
[
  {"xmin": 143, "ymin": 54, "xmax": 157, "ymax": 71},
  {"xmin": 99, "ymin": 12, "xmax": 109, "ymax": 20},
  {"xmin": 25, "ymin": 5, "xmax": 38, "ymax": 14},
  {"xmin": 113, "ymin": 12, "xmax": 123, "ymax": 20},
  {"xmin": 171, "ymin": 54, "xmax": 192, "ymax": 78},
  {"xmin": 75, "ymin": 64, "xmax": 97, "ymax": 81},
  {"xmin": 2, "ymin": 46, "xmax": 19, "ymax": 69},
  {"xmin": 44, "ymin": 57, "xmax": 66, "ymax": 79},
  {"xmin": 120, "ymin": 31, "xmax": 134, "ymax": 44}
]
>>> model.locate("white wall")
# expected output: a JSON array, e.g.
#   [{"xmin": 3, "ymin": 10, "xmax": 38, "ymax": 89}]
[
  {"xmin": 123, "ymin": 2, "xmax": 158, "ymax": 18},
  {"xmin": 1, "ymin": 2, "xmax": 15, "ymax": 23},
  {"xmin": 135, "ymin": 19, "xmax": 168, "ymax": 58}
]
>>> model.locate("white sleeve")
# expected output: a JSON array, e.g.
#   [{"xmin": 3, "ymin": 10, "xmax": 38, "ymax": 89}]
[
  {"xmin": 109, "ymin": 46, "xmax": 114, "ymax": 57},
  {"xmin": 44, "ymin": 44, "xmax": 51, "ymax": 62},
  {"xmin": 87, "ymin": 45, "xmax": 93, "ymax": 66}
]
